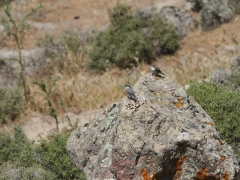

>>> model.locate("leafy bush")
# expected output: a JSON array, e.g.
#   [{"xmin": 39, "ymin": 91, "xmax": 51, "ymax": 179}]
[
  {"xmin": 0, "ymin": 126, "xmax": 34, "ymax": 167},
  {"xmin": 88, "ymin": 5, "xmax": 179, "ymax": 71},
  {"xmin": 187, "ymin": 82, "xmax": 240, "ymax": 156},
  {"xmin": 0, "ymin": 126, "xmax": 86, "ymax": 179},
  {"xmin": 0, "ymin": 88, "xmax": 23, "ymax": 124},
  {"xmin": 35, "ymin": 132, "xmax": 85, "ymax": 179}
]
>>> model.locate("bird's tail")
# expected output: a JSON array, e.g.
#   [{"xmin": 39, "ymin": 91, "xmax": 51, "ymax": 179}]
[
  {"xmin": 128, "ymin": 95, "xmax": 138, "ymax": 102},
  {"xmin": 132, "ymin": 96, "xmax": 138, "ymax": 102}
]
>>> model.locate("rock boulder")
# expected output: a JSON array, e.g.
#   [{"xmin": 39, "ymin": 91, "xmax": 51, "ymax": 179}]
[
  {"xmin": 67, "ymin": 74, "xmax": 240, "ymax": 180},
  {"xmin": 201, "ymin": 0, "xmax": 233, "ymax": 31},
  {"xmin": 160, "ymin": 6, "xmax": 198, "ymax": 38}
]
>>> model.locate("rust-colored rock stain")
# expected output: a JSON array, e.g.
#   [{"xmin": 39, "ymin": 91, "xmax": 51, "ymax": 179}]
[
  {"xmin": 221, "ymin": 156, "xmax": 226, "ymax": 161},
  {"xmin": 174, "ymin": 156, "xmax": 187, "ymax": 180},
  {"xmin": 142, "ymin": 169, "xmax": 151, "ymax": 180},
  {"xmin": 172, "ymin": 97, "xmax": 184, "ymax": 108},
  {"xmin": 207, "ymin": 122, "xmax": 214, "ymax": 126},
  {"xmin": 194, "ymin": 167, "xmax": 220, "ymax": 180},
  {"xmin": 223, "ymin": 172, "xmax": 229, "ymax": 180}
]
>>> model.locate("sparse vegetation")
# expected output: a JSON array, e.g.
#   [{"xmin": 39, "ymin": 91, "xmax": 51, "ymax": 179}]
[
  {"xmin": 1, "ymin": 2, "xmax": 42, "ymax": 101},
  {"xmin": 187, "ymin": 82, "xmax": 240, "ymax": 156},
  {"xmin": 37, "ymin": 30, "xmax": 91, "ymax": 77},
  {"xmin": 88, "ymin": 5, "xmax": 178, "ymax": 71},
  {"xmin": 0, "ymin": 88, "xmax": 23, "ymax": 124},
  {"xmin": 0, "ymin": 126, "xmax": 86, "ymax": 179},
  {"xmin": 33, "ymin": 79, "xmax": 60, "ymax": 131}
]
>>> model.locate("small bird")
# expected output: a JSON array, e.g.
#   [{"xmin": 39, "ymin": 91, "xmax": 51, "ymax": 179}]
[
  {"xmin": 150, "ymin": 64, "xmax": 165, "ymax": 76},
  {"xmin": 123, "ymin": 85, "xmax": 138, "ymax": 102}
]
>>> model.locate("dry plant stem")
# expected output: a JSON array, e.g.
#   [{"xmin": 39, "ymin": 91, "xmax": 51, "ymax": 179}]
[
  {"xmin": 56, "ymin": 92, "xmax": 73, "ymax": 128},
  {"xmin": 2, "ymin": 3, "xmax": 42, "ymax": 101},
  {"xmin": 33, "ymin": 79, "xmax": 60, "ymax": 132}
]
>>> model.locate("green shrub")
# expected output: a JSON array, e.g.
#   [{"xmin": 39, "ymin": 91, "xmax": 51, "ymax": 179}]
[
  {"xmin": 0, "ymin": 126, "xmax": 35, "ymax": 167},
  {"xmin": 35, "ymin": 132, "xmax": 86, "ymax": 179},
  {"xmin": 0, "ymin": 88, "xmax": 23, "ymax": 124},
  {"xmin": 88, "ymin": 5, "xmax": 179, "ymax": 71},
  {"xmin": 0, "ymin": 126, "xmax": 86, "ymax": 179},
  {"xmin": 187, "ymin": 82, "xmax": 240, "ymax": 156}
]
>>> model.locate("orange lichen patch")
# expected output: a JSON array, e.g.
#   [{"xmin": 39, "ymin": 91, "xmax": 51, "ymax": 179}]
[
  {"xmin": 221, "ymin": 156, "xmax": 226, "ymax": 161},
  {"xmin": 207, "ymin": 122, "xmax": 214, "ymax": 126},
  {"xmin": 174, "ymin": 156, "xmax": 187, "ymax": 180},
  {"xmin": 142, "ymin": 169, "xmax": 151, "ymax": 180},
  {"xmin": 194, "ymin": 167, "xmax": 220, "ymax": 180},
  {"xmin": 223, "ymin": 172, "xmax": 229, "ymax": 180},
  {"xmin": 172, "ymin": 97, "xmax": 184, "ymax": 108}
]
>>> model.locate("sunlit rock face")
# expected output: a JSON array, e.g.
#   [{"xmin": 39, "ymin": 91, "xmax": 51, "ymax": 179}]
[{"xmin": 67, "ymin": 74, "xmax": 240, "ymax": 180}]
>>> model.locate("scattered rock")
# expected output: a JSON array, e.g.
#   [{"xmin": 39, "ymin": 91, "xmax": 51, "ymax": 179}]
[
  {"xmin": 187, "ymin": 0, "xmax": 238, "ymax": 31},
  {"xmin": 201, "ymin": 0, "xmax": 233, "ymax": 31},
  {"xmin": 160, "ymin": 6, "xmax": 198, "ymax": 38},
  {"xmin": 67, "ymin": 74, "xmax": 240, "ymax": 180},
  {"xmin": 210, "ymin": 68, "xmax": 230, "ymax": 85}
]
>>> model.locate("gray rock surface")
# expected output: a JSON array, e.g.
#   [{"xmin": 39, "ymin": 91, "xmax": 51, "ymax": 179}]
[
  {"xmin": 188, "ymin": 0, "xmax": 235, "ymax": 31},
  {"xmin": 160, "ymin": 6, "xmax": 198, "ymax": 38},
  {"xmin": 201, "ymin": 0, "xmax": 233, "ymax": 31},
  {"xmin": 210, "ymin": 68, "xmax": 230, "ymax": 85},
  {"xmin": 67, "ymin": 74, "xmax": 240, "ymax": 180}
]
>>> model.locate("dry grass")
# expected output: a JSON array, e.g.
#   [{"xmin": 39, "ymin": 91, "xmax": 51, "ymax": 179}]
[
  {"xmin": 29, "ymin": 64, "xmax": 143, "ymax": 115},
  {"xmin": 26, "ymin": 14, "xmax": 240, "ymax": 116}
]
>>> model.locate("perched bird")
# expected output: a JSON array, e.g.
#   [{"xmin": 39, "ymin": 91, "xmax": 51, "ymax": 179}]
[
  {"xmin": 150, "ymin": 64, "xmax": 165, "ymax": 76},
  {"xmin": 123, "ymin": 85, "xmax": 138, "ymax": 102}
]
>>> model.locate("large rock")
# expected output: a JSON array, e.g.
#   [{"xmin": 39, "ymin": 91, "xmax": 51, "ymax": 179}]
[
  {"xmin": 188, "ymin": 0, "xmax": 235, "ymax": 31},
  {"xmin": 67, "ymin": 74, "xmax": 240, "ymax": 180},
  {"xmin": 201, "ymin": 0, "xmax": 233, "ymax": 31},
  {"xmin": 160, "ymin": 6, "xmax": 198, "ymax": 38}
]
